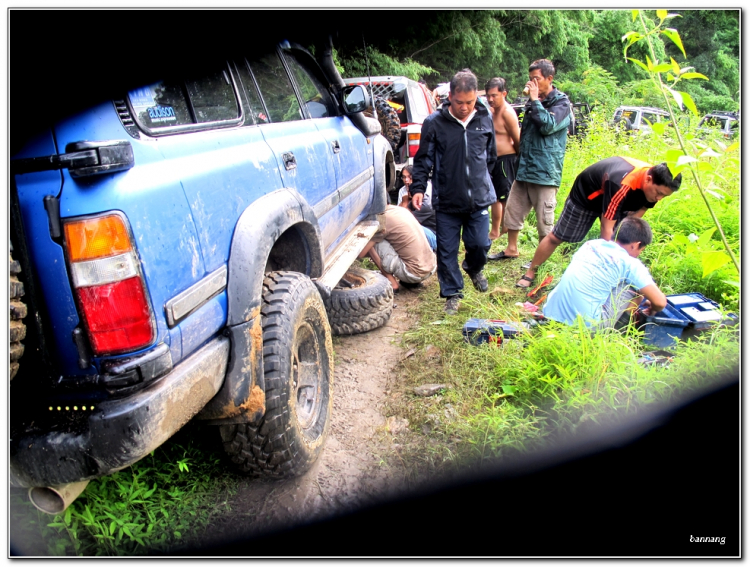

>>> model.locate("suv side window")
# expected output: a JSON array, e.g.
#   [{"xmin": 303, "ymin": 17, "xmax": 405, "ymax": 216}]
[
  {"xmin": 252, "ymin": 52, "xmax": 303, "ymax": 122},
  {"xmin": 185, "ymin": 70, "xmax": 239, "ymax": 123},
  {"xmin": 128, "ymin": 68, "xmax": 241, "ymax": 133},
  {"xmin": 284, "ymin": 54, "xmax": 332, "ymax": 119},
  {"xmin": 234, "ymin": 60, "xmax": 271, "ymax": 125},
  {"xmin": 642, "ymin": 112, "xmax": 657, "ymax": 125}
]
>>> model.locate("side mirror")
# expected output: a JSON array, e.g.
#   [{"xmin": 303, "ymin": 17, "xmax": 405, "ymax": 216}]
[{"xmin": 342, "ymin": 85, "xmax": 370, "ymax": 114}]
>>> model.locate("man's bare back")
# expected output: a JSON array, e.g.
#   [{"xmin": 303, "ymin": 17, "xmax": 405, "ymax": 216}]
[{"xmin": 492, "ymin": 102, "xmax": 520, "ymax": 156}]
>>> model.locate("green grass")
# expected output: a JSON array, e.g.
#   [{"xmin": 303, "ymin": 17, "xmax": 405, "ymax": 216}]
[
  {"xmin": 385, "ymin": 119, "xmax": 740, "ymax": 477},
  {"xmin": 10, "ymin": 424, "xmax": 239, "ymax": 556}
]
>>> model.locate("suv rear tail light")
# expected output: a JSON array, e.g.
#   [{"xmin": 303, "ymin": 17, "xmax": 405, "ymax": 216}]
[
  {"xmin": 64, "ymin": 214, "xmax": 154, "ymax": 356},
  {"xmin": 408, "ymin": 133, "xmax": 421, "ymax": 158}
]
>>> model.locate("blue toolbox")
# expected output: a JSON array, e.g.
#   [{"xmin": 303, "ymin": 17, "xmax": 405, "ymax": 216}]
[
  {"xmin": 462, "ymin": 319, "xmax": 528, "ymax": 346},
  {"xmin": 666, "ymin": 293, "xmax": 724, "ymax": 329},
  {"xmin": 641, "ymin": 293, "xmax": 737, "ymax": 348},
  {"xmin": 641, "ymin": 304, "xmax": 691, "ymax": 348}
]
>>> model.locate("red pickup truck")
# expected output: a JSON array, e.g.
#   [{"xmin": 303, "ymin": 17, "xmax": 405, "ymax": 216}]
[{"xmin": 343, "ymin": 76, "xmax": 436, "ymax": 170}]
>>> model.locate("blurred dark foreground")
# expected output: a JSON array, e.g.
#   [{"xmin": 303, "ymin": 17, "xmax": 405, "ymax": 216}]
[{"xmin": 173, "ymin": 373, "xmax": 739, "ymax": 558}]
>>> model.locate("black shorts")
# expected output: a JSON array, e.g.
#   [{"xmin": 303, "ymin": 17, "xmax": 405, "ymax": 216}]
[{"xmin": 491, "ymin": 154, "xmax": 517, "ymax": 202}]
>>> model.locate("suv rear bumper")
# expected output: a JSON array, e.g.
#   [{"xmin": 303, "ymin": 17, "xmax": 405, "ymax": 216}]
[{"xmin": 10, "ymin": 337, "xmax": 229, "ymax": 488}]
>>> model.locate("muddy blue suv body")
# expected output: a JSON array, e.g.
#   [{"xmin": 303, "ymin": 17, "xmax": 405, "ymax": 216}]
[{"xmin": 10, "ymin": 36, "xmax": 394, "ymax": 511}]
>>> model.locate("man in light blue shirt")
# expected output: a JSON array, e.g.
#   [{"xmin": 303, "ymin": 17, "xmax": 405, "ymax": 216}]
[{"xmin": 544, "ymin": 217, "xmax": 667, "ymax": 328}]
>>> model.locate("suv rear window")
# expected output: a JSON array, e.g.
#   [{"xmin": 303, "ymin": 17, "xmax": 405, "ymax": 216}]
[
  {"xmin": 408, "ymin": 84, "xmax": 430, "ymax": 123},
  {"xmin": 128, "ymin": 68, "xmax": 240, "ymax": 132}
]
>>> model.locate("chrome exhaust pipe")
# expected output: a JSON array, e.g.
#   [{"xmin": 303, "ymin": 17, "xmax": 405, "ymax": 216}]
[{"xmin": 28, "ymin": 480, "xmax": 90, "ymax": 515}]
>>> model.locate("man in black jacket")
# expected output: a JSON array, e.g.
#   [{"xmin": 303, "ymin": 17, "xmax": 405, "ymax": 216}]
[{"xmin": 410, "ymin": 69, "xmax": 497, "ymax": 315}]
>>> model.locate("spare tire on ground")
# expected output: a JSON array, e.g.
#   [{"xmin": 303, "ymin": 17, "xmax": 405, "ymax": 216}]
[{"xmin": 326, "ymin": 266, "xmax": 394, "ymax": 336}]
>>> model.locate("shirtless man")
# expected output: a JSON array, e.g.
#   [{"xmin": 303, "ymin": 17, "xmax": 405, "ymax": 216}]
[{"xmin": 484, "ymin": 77, "xmax": 521, "ymax": 244}]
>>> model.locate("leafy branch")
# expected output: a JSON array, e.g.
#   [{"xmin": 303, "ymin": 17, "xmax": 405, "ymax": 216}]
[{"xmin": 622, "ymin": 9, "xmax": 739, "ymax": 277}]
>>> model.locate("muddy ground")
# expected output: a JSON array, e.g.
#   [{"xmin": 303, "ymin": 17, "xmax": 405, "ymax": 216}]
[{"xmin": 195, "ymin": 285, "xmax": 427, "ymax": 550}]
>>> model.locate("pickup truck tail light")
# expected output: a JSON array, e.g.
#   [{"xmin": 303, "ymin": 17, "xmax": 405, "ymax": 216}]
[
  {"xmin": 408, "ymin": 133, "xmax": 421, "ymax": 158},
  {"xmin": 64, "ymin": 214, "xmax": 154, "ymax": 356}
]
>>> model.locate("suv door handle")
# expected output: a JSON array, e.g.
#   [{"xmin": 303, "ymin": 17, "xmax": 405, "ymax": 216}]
[
  {"xmin": 331, "ymin": 140, "xmax": 341, "ymax": 154},
  {"xmin": 282, "ymin": 152, "xmax": 297, "ymax": 170}
]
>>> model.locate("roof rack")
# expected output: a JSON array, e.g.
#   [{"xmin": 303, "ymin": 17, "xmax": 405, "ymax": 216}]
[{"xmin": 708, "ymin": 110, "xmax": 739, "ymax": 118}]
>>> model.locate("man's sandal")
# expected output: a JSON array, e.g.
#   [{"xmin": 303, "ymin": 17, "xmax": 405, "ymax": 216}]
[
  {"xmin": 515, "ymin": 275, "xmax": 535, "ymax": 289},
  {"xmin": 488, "ymin": 251, "xmax": 519, "ymax": 261}
]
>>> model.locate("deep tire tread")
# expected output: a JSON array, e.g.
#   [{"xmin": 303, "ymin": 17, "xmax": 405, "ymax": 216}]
[
  {"xmin": 326, "ymin": 267, "xmax": 394, "ymax": 336},
  {"xmin": 9, "ymin": 250, "xmax": 26, "ymax": 381},
  {"xmin": 371, "ymin": 97, "xmax": 401, "ymax": 151},
  {"xmin": 220, "ymin": 272, "xmax": 332, "ymax": 478}
]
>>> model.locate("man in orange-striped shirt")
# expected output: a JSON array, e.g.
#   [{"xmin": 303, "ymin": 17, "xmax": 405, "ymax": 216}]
[{"xmin": 516, "ymin": 156, "xmax": 682, "ymax": 288}]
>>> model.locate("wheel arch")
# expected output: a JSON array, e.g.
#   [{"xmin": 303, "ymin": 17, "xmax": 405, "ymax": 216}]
[
  {"xmin": 372, "ymin": 134, "xmax": 395, "ymax": 213},
  {"xmin": 197, "ymin": 188, "xmax": 323, "ymax": 423},
  {"xmin": 226, "ymin": 187, "xmax": 323, "ymax": 327}
]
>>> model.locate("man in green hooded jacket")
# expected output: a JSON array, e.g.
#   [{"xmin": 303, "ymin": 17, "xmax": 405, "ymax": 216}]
[{"xmin": 490, "ymin": 59, "xmax": 571, "ymax": 261}]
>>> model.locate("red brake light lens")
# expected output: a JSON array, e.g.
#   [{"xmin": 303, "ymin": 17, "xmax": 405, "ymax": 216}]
[
  {"xmin": 76, "ymin": 277, "xmax": 154, "ymax": 355},
  {"xmin": 64, "ymin": 213, "xmax": 155, "ymax": 356}
]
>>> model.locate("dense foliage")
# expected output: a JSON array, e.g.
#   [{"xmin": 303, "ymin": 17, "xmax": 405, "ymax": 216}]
[{"xmin": 335, "ymin": 9, "xmax": 739, "ymax": 113}]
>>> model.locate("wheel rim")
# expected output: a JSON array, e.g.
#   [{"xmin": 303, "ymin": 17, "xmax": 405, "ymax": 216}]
[
  {"xmin": 292, "ymin": 320, "xmax": 323, "ymax": 434},
  {"xmin": 334, "ymin": 271, "xmax": 367, "ymax": 291}
]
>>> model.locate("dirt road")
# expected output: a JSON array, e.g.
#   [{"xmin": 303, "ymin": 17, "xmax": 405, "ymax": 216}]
[{"xmin": 198, "ymin": 286, "xmax": 425, "ymax": 548}]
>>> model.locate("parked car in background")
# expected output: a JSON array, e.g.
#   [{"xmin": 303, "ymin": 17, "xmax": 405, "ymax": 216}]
[
  {"xmin": 11, "ymin": 34, "xmax": 395, "ymax": 515},
  {"xmin": 509, "ymin": 99, "xmax": 589, "ymax": 137},
  {"xmin": 343, "ymin": 76, "xmax": 436, "ymax": 170},
  {"xmin": 697, "ymin": 111, "xmax": 739, "ymax": 139},
  {"xmin": 570, "ymin": 102, "xmax": 591, "ymax": 137},
  {"xmin": 612, "ymin": 106, "xmax": 670, "ymax": 134}
]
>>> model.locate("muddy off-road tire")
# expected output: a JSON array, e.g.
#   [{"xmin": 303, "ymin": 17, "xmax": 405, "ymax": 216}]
[
  {"xmin": 368, "ymin": 97, "xmax": 401, "ymax": 152},
  {"xmin": 220, "ymin": 272, "xmax": 333, "ymax": 478},
  {"xmin": 9, "ymin": 246, "xmax": 27, "ymax": 381},
  {"xmin": 326, "ymin": 266, "xmax": 393, "ymax": 336}
]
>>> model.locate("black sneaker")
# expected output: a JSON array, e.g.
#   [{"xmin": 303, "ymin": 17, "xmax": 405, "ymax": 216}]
[
  {"xmin": 470, "ymin": 271, "xmax": 488, "ymax": 293},
  {"xmin": 444, "ymin": 295, "xmax": 460, "ymax": 315}
]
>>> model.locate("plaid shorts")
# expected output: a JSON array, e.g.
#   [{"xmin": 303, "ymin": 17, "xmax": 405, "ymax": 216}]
[{"xmin": 551, "ymin": 198, "xmax": 599, "ymax": 243}]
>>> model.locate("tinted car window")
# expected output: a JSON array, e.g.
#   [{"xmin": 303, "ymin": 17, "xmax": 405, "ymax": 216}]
[
  {"xmin": 129, "ymin": 82, "xmax": 193, "ymax": 129},
  {"xmin": 185, "ymin": 70, "xmax": 239, "ymax": 123},
  {"xmin": 128, "ymin": 69, "xmax": 240, "ymax": 132},
  {"xmin": 252, "ymin": 52, "xmax": 303, "ymax": 122},
  {"xmin": 235, "ymin": 60, "xmax": 270, "ymax": 125},
  {"xmin": 642, "ymin": 112, "xmax": 657, "ymax": 125},
  {"xmin": 284, "ymin": 55, "xmax": 331, "ymax": 119}
]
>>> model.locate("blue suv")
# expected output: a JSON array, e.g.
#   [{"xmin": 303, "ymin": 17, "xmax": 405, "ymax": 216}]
[{"xmin": 10, "ymin": 36, "xmax": 395, "ymax": 514}]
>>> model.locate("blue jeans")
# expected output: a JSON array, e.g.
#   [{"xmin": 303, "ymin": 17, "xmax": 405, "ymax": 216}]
[
  {"xmin": 435, "ymin": 208, "xmax": 491, "ymax": 298},
  {"xmin": 423, "ymin": 227, "xmax": 437, "ymax": 252}
]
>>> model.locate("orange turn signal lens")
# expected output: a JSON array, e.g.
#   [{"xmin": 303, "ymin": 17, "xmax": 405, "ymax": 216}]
[{"xmin": 65, "ymin": 215, "xmax": 132, "ymax": 262}]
